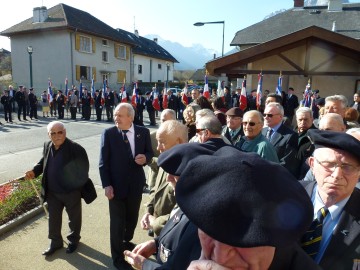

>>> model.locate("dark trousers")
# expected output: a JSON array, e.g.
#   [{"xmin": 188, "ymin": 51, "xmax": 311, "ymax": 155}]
[
  {"xmin": 50, "ymin": 103, "xmax": 57, "ymax": 116},
  {"xmin": 70, "ymin": 107, "xmax": 77, "ymax": 120},
  {"xmin": 4, "ymin": 107, "xmax": 12, "ymax": 122},
  {"xmin": 147, "ymin": 110, "xmax": 156, "ymax": 125},
  {"xmin": 109, "ymin": 195, "xmax": 142, "ymax": 264},
  {"xmin": 17, "ymin": 103, "xmax": 26, "ymax": 120},
  {"xmin": 47, "ymin": 190, "xmax": 82, "ymax": 247},
  {"xmin": 95, "ymin": 107, "xmax": 102, "ymax": 120},
  {"xmin": 83, "ymin": 106, "xmax": 91, "ymax": 120},
  {"xmin": 106, "ymin": 105, "xmax": 113, "ymax": 121},
  {"xmin": 58, "ymin": 106, "xmax": 65, "ymax": 119},
  {"xmin": 30, "ymin": 105, "xmax": 38, "ymax": 119}
]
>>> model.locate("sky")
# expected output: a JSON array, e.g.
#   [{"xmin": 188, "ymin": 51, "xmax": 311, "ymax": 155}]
[{"xmin": 0, "ymin": 0, "xmax": 357, "ymax": 54}]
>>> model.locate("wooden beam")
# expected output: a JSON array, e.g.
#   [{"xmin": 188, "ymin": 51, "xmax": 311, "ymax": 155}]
[
  {"xmin": 215, "ymin": 69, "xmax": 360, "ymax": 77},
  {"xmin": 278, "ymin": 53, "xmax": 304, "ymax": 72}
]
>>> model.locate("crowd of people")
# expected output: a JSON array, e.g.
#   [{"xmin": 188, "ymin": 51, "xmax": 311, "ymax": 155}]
[{"xmin": 18, "ymin": 83, "xmax": 360, "ymax": 270}]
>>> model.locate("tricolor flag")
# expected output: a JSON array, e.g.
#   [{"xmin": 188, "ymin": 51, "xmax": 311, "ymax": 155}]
[
  {"xmin": 181, "ymin": 81, "xmax": 188, "ymax": 105},
  {"xmin": 239, "ymin": 77, "xmax": 247, "ymax": 111},
  {"xmin": 121, "ymin": 81, "xmax": 127, "ymax": 103},
  {"xmin": 203, "ymin": 73, "xmax": 210, "ymax": 99},
  {"xmin": 217, "ymin": 80, "xmax": 224, "ymax": 102},
  {"xmin": 48, "ymin": 79, "xmax": 53, "ymax": 103},
  {"xmin": 256, "ymin": 72, "xmax": 263, "ymax": 110},
  {"xmin": 162, "ymin": 89, "xmax": 168, "ymax": 109},
  {"xmin": 103, "ymin": 79, "xmax": 107, "ymax": 92},
  {"xmin": 65, "ymin": 77, "xmax": 68, "ymax": 96},
  {"xmin": 91, "ymin": 75, "xmax": 95, "ymax": 98},
  {"xmin": 275, "ymin": 73, "xmax": 282, "ymax": 96},
  {"xmin": 152, "ymin": 87, "xmax": 161, "ymax": 111},
  {"xmin": 131, "ymin": 82, "xmax": 137, "ymax": 107},
  {"xmin": 303, "ymin": 79, "xmax": 312, "ymax": 107}
]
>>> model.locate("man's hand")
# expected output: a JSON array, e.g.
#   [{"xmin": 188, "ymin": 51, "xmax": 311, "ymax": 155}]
[
  {"xmin": 104, "ymin": 186, "xmax": 114, "ymax": 200},
  {"xmin": 140, "ymin": 213, "xmax": 151, "ymax": 230},
  {"xmin": 187, "ymin": 260, "xmax": 231, "ymax": 270},
  {"xmin": 124, "ymin": 251, "xmax": 146, "ymax": 270},
  {"xmin": 135, "ymin": 154, "xmax": 146, "ymax": 165},
  {"xmin": 24, "ymin": 170, "xmax": 35, "ymax": 180}
]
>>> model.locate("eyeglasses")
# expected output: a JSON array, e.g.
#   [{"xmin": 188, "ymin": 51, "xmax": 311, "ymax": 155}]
[
  {"xmin": 196, "ymin": 128, "xmax": 206, "ymax": 133},
  {"xmin": 263, "ymin": 113, "xmax": 279, "ymax": 118},
  {"xmin": 315, "ymin": 158, "xmax": 359, "ymax": 175},
  {"xmin": 50, "ymin": 130, "xmax": 64, "ymax": 136},
  {"xmin": 242, "ymin": 122, "xmax": 258, "ymax": 127}
]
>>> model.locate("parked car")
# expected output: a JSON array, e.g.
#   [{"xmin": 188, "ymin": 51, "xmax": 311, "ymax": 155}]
[{"xmin": 169, "ymin": 87, "xmax": 182, "ymax": 95}]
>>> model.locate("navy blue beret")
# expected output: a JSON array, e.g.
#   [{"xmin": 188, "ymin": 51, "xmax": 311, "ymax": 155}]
[
  {"xmin": 307, "ymin": 129, "xmax": 360, "ymax": 161},
  {"xmin": 169, "ymin": 145, "xmax": 313, "ymax": 248}
]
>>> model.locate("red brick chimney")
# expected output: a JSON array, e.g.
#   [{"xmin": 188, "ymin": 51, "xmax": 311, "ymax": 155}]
[{"xmin": 294, "ymin": 0, "xmax": 304, "ymax": 7}]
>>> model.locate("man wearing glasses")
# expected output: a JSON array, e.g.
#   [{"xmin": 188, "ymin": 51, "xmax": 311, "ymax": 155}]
[
  {"xmin": 25, "ymin": 121, "xmax": 89, "ymax": 256},
  {"xmin": 235, "ymin": 110, "xmax": 279, "ymax": 162},
  {"xmin": 222, "ymin": 107, "xmax": 244, "ymax": 145},
  {"xmin": 301, "ymin": 129, "xmax": 360, "ymax": 270},
  {"xmin": 262, "ymin": 102, "xmax": 299, "ymax": 177}
]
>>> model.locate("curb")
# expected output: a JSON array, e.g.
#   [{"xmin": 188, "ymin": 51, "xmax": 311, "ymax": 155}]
[{"xmin": 0, "ymin": 205, "xmax": 44, "ymax": 237}]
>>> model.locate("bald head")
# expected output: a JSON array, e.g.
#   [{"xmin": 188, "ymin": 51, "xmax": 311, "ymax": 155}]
[{"xmin": 319, "ymin": 113, "xmax": 345, "ymax": 132}]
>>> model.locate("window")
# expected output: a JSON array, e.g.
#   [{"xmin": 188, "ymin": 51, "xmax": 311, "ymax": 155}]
[
  {"xmin": 80, "ymin": 66, "xmax": 91, "ymax": 80},
  {"xmin": 102, "ymin": 51, "xmax": 109, "ymax": 62},
  {"xmin": 158, "ymin": 64, "xmax": 162, "ymax": 69},
  {"xmin": 138, "ymin": 65, "xmax": 142, "ymax": 74},
  {"xmin": 102, "ymin": 39, "xmax": 108, "ymax": 46},
  {"xmin": 80, "ymin": 36, "xmax": 91, "ymax": 53},
  {"xmin": 116, "ymin": 45, "xmax": 126, "ymax": 59}
]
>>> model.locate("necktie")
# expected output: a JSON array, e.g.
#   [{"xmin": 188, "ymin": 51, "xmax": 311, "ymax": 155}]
[
  {"xmin": 266, "ymin": 128, "xmax": 273, "ymax": 139},
  {"xmin": 122, "ymin": 130, "xmax": 133, "ymax": 159},
  {"xmin": 301, "ymin": 207, "xmax": 329, "ymax": 259}
]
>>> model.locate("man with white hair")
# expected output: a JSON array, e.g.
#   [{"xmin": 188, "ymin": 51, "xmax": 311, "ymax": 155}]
[
  {"xmin": 25, "ymin": 121, "xmax": 89, "ymax": 256},
  {"xmin": 324, "ymin": 95, "xmax": 348, "ymax": 118},
  {"xmin": 319, "ymin": 113, "xmax": 346, "ymax": 132}
]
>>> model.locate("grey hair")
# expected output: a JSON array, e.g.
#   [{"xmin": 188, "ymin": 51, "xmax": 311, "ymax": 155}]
[
  {"xmin": 157, "ymin": 120, "xmax": 188, "ymax": 143},
  {"xmin": 244, "ymin": 110, "xmax": 264, "ymax": 124},
  {"xmin": 115, "ymin": 103, "xmax": 135, "ymax": 119},
  {"xmin": 265, "ymin": 102, "xmax": 284, "ymax": 116},
  {"xmin": 325, "ymin": 95, "xmax": 348, "ymax": 108},
  {"xmin": 161, "ymin": 109, "xmax": 176, "ymax": 120},
  {"xmin": 195, "ymin": 108, "xmax": 215, "ymax": 120},
  {"xmin": 197, "ymin": 116, "xmax": 222, "ymax": 135},
  {"xmin": 47, "ymin": 121, "xmax": 65, "ymax": 132},
  {"xmin": 296, "ymin": 107, "xmax": 313, "ymax": 118}
]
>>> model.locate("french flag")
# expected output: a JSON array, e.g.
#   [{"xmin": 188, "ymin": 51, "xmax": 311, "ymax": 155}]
[
  {"xmin": 181, "ymin": 82, "xmax": 188, "ymax": 105},
  {"xmin": 256, "ymin": 72, "xmax": 263, "ymax": 110},
  {"xmin": 276, "ymin": 74, "xmax": 282, "ymax": 96},
  {"xmin": 65, "ymin": 77, "xmax": 68, "ymax": 96},
  {"xmin": 91, "ymin": 75, "xmax": 95, "ymax": 98},
  {"xmin": 203, "ymin": 74, "xmax": 210, "ymax": 99},
  {"xmin": 303, "ymin": 80, "xmax": 312, "ymax": 107},
  {"xmin": 239, "ymin": 77, "xmax": 247, "ymax": 111},
  {"xmin": 152, "ymin": 88, "xmax": 161, "ymax": 111},
  {"xmin": 217, "ymin": 80, "xmax": 224, "ymax": 102},
  {"xmin": 48, "ymin": 79, "xmax": 53, "ymax": 103},
  {"xmin": 131, "ymin": 82, "xmax": 137, "ymax": 107},
  {"xmin": 121, "ymin": 82, "xmax": 127, "ymax": 103}
]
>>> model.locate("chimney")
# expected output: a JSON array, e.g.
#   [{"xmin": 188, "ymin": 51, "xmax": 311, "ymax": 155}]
[
  {"xmin": 134, "ymin": 29, "xmax": 139, "ymax": 38},
  {"xmin": 153, "ymin": 38, "xmax": 158, "ymax": 43},
  {"xmin": 294, "ymin": 0, "xmax": 304, "ymax": 8},
  {"xmin": 328, "ymin": 0, "xmax": 343, "ymax": 11},
  {"xmin": 33, "ymin": 6, "xmax": 48, "ymax": 23},
  {"xmin": 332, "ymin": 21, "xmax": 337, "ymax": 32}
]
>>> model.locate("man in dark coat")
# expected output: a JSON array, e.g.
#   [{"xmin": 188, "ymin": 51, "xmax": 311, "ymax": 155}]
[
  {"xmin": 99, "ymin": 103, "xmax": 153, "ymax": 270},
  {"xmin": 300, "ymin": 130, "xmax": 360, "ymax": 270},
  {"xmin": 1, "ymin": 90, "xmax": 13, "ymax": 123},
  {"xmin": 222, "ymin": 107, "xmax": 244, "ymax": 145},
  {"xmin": 56, "ymin": 90, "xmax": 66, "ymax": 119},
  {"xmin": 28, "ymin": 88, "xmax": 38, "ymax": 120},
  {"xmin": 145, "ymin": 91, "xmax": 156, "ymax": 126},
  {"xmin": 81, "ymin": 88, "xmax": 92, "ymax": 120},
  {"xmin": 284, "ymin": 87, "xmax": 299, "ymax": 124},
  {"xmin": 94, "ymin": 89, "xmax": 103, "ymax": 121},
  {"xmin": 15, "ymin": 85, "xmax": 27, "ymax": 121},
  {"xmin": 25, "ymin": 121, "xmax": 89, "ymax": 256},
  {"xmin": 166, "ymin": 89, "xmax": 178, "ymax": 119},
  {"xmin": 104, "ymin": 87, "xmax": 115, "ymax": 122}
]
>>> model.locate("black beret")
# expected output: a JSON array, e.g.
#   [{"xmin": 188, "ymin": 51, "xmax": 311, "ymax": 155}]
[
  {"xmin": 226, "ymin": 107, "xmax": 244, "ymax": 117},
  {"xmin": 173, "ymin": 146, "xmax": 313, "ymax": 248},
  {"xmin": 157, "ymin": 143, "xmax": 223, "ymax": 176},
  {"xmin": 316, "ymin": 98, "xmax": 325, "ymax": 106},
  {"xmin": 307, "ymin": 129, "xmax": 360, "ymax": 161}
]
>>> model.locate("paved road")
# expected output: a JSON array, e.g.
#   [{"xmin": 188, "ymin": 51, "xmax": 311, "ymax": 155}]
[{"xmin": 0, "ymin": 110, "xmax": 158, "ymax": 185}]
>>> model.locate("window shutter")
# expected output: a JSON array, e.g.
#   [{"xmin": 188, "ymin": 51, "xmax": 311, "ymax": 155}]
[
  {"xmin": 117, "ymin": 70, "xmax": 126, "ymax": 83},
  {"xmin": 92, "ymin": 67, "xmax": 96, "ymax": 81},
  {"xmin": 75, "ymin": 34, "xmax": 80, "ymax": 51},
  {"xmin": 76, "ymin": 65, "xmax": 80, "ymax": 81},
  {"xmin": 92, "ymin": 38, "xmax": 96, "ymax": 53},
  {"xmin": 114, "ymin": 44, "xmax": 119, "ymax": 58},
  {"xmin": 126, "ymin": 46, "xmax": 130, "ymax": 60}
]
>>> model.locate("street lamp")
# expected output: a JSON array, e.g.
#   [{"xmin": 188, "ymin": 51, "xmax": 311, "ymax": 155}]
[
  {"xmin": 166, "ymin": 62, "xmax": 170, "ymax": 89},
  {"xmin": 27, "ymin": 46, "xmax": 33, "ymax": 88},
  {"xmin": 194, "ymin": 21, "xmax": 225, "ymax": 57}
]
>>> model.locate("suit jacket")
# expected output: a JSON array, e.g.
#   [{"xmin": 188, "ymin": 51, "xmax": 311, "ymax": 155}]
[
  {"xmin": 284, "ymin": 94, "xmax": 299, "ymax": 117},
  {"xmin": 99, "ymin": 125, "xmax": 153, "ymax": 199},
  {"xmin": 32, "ymin": 138, "xmax": 89, "ymax": 203},
  {"xmin": 147, "ymin": 168, "xmax": 176, "ymax": 236},
  {"xmin": 262, "ymin": 124, "xmax": 300, "ymax": 177},
  {"xmin": 222, "ymin": 126, "xmax": 244, "ymax": 145},
  {"xmin": 302, "ymin": 181, "xmax": 360, "ymax": 270}
]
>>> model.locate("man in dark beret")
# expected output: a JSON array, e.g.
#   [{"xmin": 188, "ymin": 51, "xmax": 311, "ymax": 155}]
[
  {"xmin": 300, "ymin": 129, "xmax": 360, "ymax": 270},
  {"xmin": 152, "ymin": 144, "xmax": 318, "ymax": 269},
  {"xmin": 222, "ymin": 107, "xmax": 244, "ymax": 145}
]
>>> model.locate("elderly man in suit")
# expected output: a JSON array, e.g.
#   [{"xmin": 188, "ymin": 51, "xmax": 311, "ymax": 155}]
[
  {"xmin": 262, "ymin": 102, "xmax": 300, "ymax": 177},
  {"xmin": 222, "ymin": 107, "xmax": 244, "ymax": 145},
  {"xmin": 99, "ymin": 103, "xmax": 153, "ymax": 270},
  {"xmin": 25, "ymin": 121, "xmax": 89, "ymax": 256},
  {"xmin": 300, "ymin": 130, "xmax": 360, "ymax": 270}
]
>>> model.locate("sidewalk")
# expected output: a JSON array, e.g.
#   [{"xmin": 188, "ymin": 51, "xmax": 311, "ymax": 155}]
[{"xmin": 0, "ymin": 187, "xmax": 152, "ymax": 270}]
